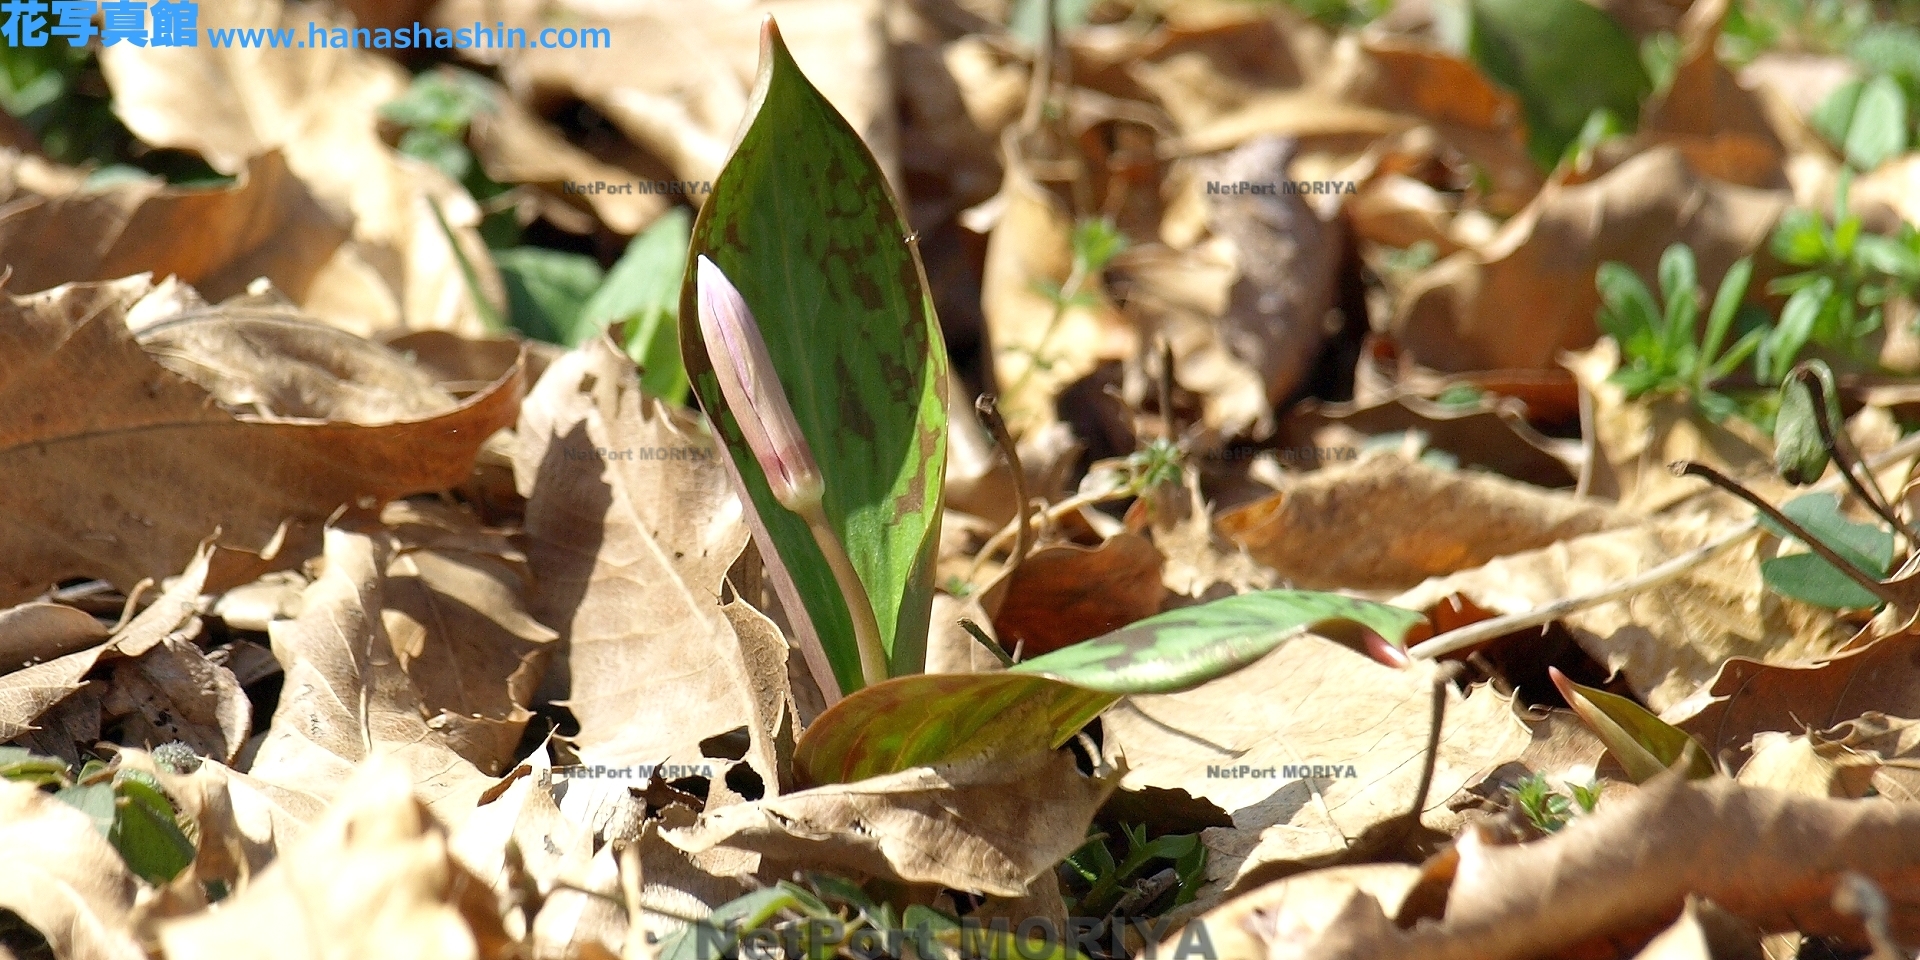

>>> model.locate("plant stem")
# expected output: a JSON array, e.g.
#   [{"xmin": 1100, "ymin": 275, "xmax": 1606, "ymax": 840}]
[
  {"xmin": 1794, "ymin": 364, "xmax": 1918, "ymax": 543},
  {"xmin": 1674, "ymin": 461, "xmax": 1901, "ymax": 605},
  {"xmin": 976, "ymin": 394, "xmax": 1034, "ymax": 575},
  {"xmin": 795, "ymin": 501, "xmax": 890, "ymax": 689}
]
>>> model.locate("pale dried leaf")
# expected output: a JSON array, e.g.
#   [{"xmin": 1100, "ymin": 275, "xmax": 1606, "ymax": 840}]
[{"xmin": 0, "ymin": 780, "xmax": 144, "ymax": 960}]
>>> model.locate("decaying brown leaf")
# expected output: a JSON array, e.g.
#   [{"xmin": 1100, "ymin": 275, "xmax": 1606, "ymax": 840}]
[
  {"xmin": 513, "ymin": 337, "xmax": 786, "ymax": 793},
  {"xmin": 1229, "ymin": 774, "xmax": 1920, "ymax": 960},
  {"xmin": 1393, "ymin": 514, "xmax": 1849, "ymax": 712},
  {"xmin": 0, "ymin": 276, "xmax": 522, "ymax": 607},
  {"xmin": 1217, "ymin": 452, "xmax": 1627, "ymax": 590},
  {"xmin": 664, "ymin": 742, "xmax": 1116, "ymax": 898},
  {"xmin": 988, "ymin": 532, "xmax": 1166, "ymax": 657},
  {"xmin": 1104, "ymin": 640, "xmax": 1530, "ymax": 901},
  {"xmin": 248, "ymin": 527, "xmax": 495, "ymax": 825},
  {"xmin": 156, "ymin": 755, "xmax": 513, "ymax": 960},
  {"xmin": 100, "ymin": 0, "xmax": 501, "ymax": 335},
  {"xmin": 1393, "ymin": 147, "xmax": 1788, "ymax": 372},
  {"xmin": 381, "ymin": 500, "xmax": 556, "ymax": 777},
  {"xmin": 0, "ymin": 150, "xmax": 346, "ymax": 303}
]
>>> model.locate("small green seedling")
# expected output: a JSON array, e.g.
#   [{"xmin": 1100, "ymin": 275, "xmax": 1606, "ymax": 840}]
[
  {"xmin": 0, "ymin": 746, "xmax": 196, "ymax": 886},
  {"xmin": 1766, "ymin": 178, "xmax": 1920, "ymax": 369},
  {"xmin": 1507, "ymin": 773, "xmax": 1602, "ymax": 833},
  {"xmin": 1597, "ymin": 243, "xmax": 1763, "ymax": 420}
]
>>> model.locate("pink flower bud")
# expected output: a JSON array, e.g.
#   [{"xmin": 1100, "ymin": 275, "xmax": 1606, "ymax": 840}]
[{"xmin": 696, "ymin": 255, "xmax": 824, "ymax": 511}]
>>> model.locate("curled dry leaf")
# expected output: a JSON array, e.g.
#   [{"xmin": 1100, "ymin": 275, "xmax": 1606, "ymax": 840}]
[
  {"xmin": 156, "ymin": 755, "xmax": 513, "ymax": 960},
  {"xmin": 988, "ymin": 532, "xmax": 1166, "ymax": 658},
  {"xmin": 513, "ymin": 337, "xmax": 785, "ymax": 790},
  {"xmin": 1668, "ymin": 633, "xmax": 1920, "ymax": 777},
  {"xmin": 1, "ymin": 538, "xmax": 222, "ymax": 747},
  {"xmin": 1217, "ymin": 453, "xmax": 1627, "ymax": 590},
  {"xmin": 1393, "ymin": 147, "xmax": 1788, "ymax": 372},
  {"xmin": 99, "ymin": 0, "xmax": 501, "ymax": 335},
  {"xmin": 1103, "ymin": 639, "xmax": 1530, "ymax": 901},
  {"xmin": 249, "ymin": 527, "xmax": 496, "ymax": 826},
  {"xmin": 1251, "ymin": 773, "xmax": 1920, "ymax": 960},
  {"xmin": 0, "ymin": 601, "xmax": 108, "ymax": 674},
  {"xmin": 0, "ymin": 149, "xmax": 346, "ymax": 302},
  {"xmin": 0, "ymin": 779, "xmax": 145, "ymax": 960},
  {"xmin": 664, "ymin": 742, "xmax": 1116, "ymax": 898},
  {"xmin": 0, "ymin": 276, "xmax": 522, "ymax": 608}
]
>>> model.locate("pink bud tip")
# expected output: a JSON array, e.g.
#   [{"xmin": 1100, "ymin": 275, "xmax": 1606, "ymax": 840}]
[{"xmin": 696, "ymin": 256, "xmax": 824, "ymax": 512}]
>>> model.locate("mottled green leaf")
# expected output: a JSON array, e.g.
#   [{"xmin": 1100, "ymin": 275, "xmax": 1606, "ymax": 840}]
[
  {"xmin": 1549, "ymin": 668, "xmax": 1714, "ymax": 783},
  {"xmin": 1468, "ymin": 0, "xmax": 1651, "ymax": 169},
  {"xmin": 794, "ymin": 590, "xmax": 1425, "ymax": 785},
  {"xmin": 1007, "ymin": 590, "xmax": 1426, "ymax": 693},
  {"xmin": 680, "ymin": 20, "xmax": 947, "ymax": 693}
]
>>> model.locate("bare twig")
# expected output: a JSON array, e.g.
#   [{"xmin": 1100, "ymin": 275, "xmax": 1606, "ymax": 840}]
[
  {"xmin": 1410, "ymin": 432, "xmax": 1920, "ymax": 661},
  {"xmin": 977, "ymin": 394, "xmax": 1034, "ymax": 576},
  {"xmin": 1408, "ymin": 525, "xmax": 1759, "ymax": 661}
]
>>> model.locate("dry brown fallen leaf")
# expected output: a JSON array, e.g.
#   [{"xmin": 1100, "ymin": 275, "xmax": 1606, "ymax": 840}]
[
  {"xmin": 1, "ymin": 540, "xmax": 225, "ymax": 752},
  {"xmin": 987, "ymin": 532, "xmax": 1166, "ymax": 657},
  {"xmin": 513, "ymin": 336, "xmax": 788, "ymax": 796},
  {"xmin": 1217, "ymin": 451, "xmax": 1628, "ymax": 590},
  {"xmin": 450, "ymin": 751, "xmax": 629, "ymax": 959},
  {"xmin": 0, "ymin": 149, "xmax": 347, "ymax": 303},
  {"xmin": 1282, "ymin": 392, "xmax": 1577, "ymax": 489},
  {"xmin": 1565, "ymin": 339, "xmax": 1782, "ymax": 513},
  {"xmin": 247, "ymin": 526, "xmax": 497, "ymax": 827},
  {"xmin": 1233, "ymin": 773, "xmax": 1920, "ymax": 960},
  {"xmin": 433, "ymin": 0, "xmax": 900, "ymax": 187},
  {"xmin": 1668, "ymin": 632, "xmax": 1920, "ymax": 777},
  {"xmin": 0, "ymin": 779, "xmax": 146, "ymax": 960},
  {"xmin": 1119, "ymin": 134, "xmax": 1342, "ymax": 439},
  {"xmin": 1631, "ymin": 0, "xmax": 1788, "ymax": 189},
  {"xmin": 664, "ymin": 741, "xmax": 1116, "ymax": 898},
  {"xmin": 1103, "ymin": 638, "xmax": 1531, "ymax": 903},
  {"xmin": 156, "ymin": 755, "xmax": 513, "ymax": 960},
  {"xmin": 381, "ymin": 499, "xmax": 557, "ymax": 776},
  {"xmin": 0, "ymin": 275, "xmax": 522, "ymax": 608},
  {"xmin": 99, "ymin": 0, "xmax": 501, "ymax": 335},
  {"xmin": 1392, "ymin": 513, "xmax": 1849, "ymax": 713},
  {"xmin": 980, "ymin": 143, "xmax": 1137, "ymax": 436},
  {"xmin": 459, "ymin": 69, "xmax": 667, "ymax": 235},
  {"xmin": 1393, "ymin": 146, "xmax": 1788, "ymax": 372}
]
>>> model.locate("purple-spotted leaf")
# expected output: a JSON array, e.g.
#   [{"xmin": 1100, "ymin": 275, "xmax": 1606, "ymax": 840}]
[
  {"xmin": 1550, "ymin": 667, "xmax": 1715, "ymax": 783},
  {"xmin": 795, "ymin": 590, "xmax": 1426, "ymax": 786},
  {"xmin": 679, "ymin": 18, "xmax": 947, "ymax": 696}
]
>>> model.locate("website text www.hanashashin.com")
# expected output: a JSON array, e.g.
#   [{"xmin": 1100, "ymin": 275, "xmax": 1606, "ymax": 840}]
[{"xmin": 0, "ymin": 1, "xmax": 608, "ymax": 50}]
